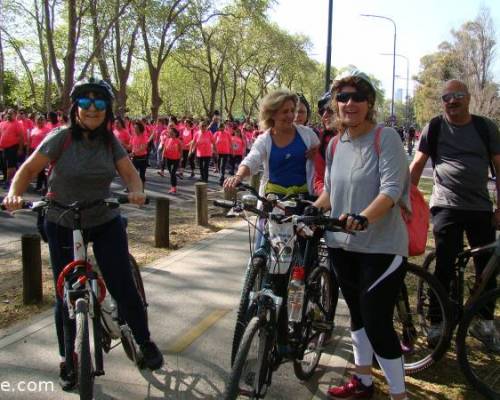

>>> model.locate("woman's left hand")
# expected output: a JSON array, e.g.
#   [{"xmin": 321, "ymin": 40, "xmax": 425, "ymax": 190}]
[
  {"xmin": 339, "ymin": 213, "xmax": 369, "ymax": 231},
  {"xmin": 305, "ymin": 145, "xmax": 319, "ymax": 160},
  {"xmin": 128, "ymin": 191, "xmax": 146, "ymax": 206}
]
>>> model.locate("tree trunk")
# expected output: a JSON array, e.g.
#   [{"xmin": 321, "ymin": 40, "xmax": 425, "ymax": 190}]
[{"xmin": 61, "ymin": 0, "xmax": 78, "ymax": 111}]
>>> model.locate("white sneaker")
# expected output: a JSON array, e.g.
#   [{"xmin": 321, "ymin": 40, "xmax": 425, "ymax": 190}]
[
  {"xmin": 470, "ymin": 320, "xmax": 500, "ymax": 353},
  {"xmin": 427, "ymin": 322, "xmax": 443, "ymax": 348}
]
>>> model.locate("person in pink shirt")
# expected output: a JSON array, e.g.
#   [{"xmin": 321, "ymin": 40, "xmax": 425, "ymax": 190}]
[
  {"xmin": 189, "ymin": 119, "xmax": 216, "ymax": 183},
  {"xmin": 230, "ymin": 128, "xmax": 246, "ymax": 175},
  {"xmin": 46, "ymin": 111, "xmax": 60, "ymax": 131},
  {"xmin": 28, "ymin": 114, "xmax": 51, "ymax": 191},
  {"xmin": 18, "ymin": 110, "xmax": 33, "ymax": 154},
  {"xmin": 113, "ymin": 117, "xmax": 131, "ymax": 151},
  {"xmin": 162, "ymin": 126, "xmax": 183, "ymax": 193},
  {"xmin": 130, "ymin": 121, "xmax": 149, "ymax": 189},
  {"xmin": 0, "ymin": 109, "xmax": 25, "ymax": 187},
  {"xmin": 179, "ymin": 119, "xmax": 196, "ymax": 178},
  {"xmin": 214, "ymin": 123, "xmax": 232, "ymax": 185}
]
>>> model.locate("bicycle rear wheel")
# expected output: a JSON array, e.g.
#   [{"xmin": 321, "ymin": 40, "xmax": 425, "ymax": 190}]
[
  {"xmin": 456, "ymin": 288, "xmax": 500, "ymax": 400},
  {"xmin": 122, "ymin": 254, "xmax": 147, "ymax": 367},
  {"xmin": 293, "ymin": 265, "xmax": 334, "ymax": 381},
  {"xmin": 394, "ymin": 262, "xmax": 452, "ymax": 375},
  {"xmin": 75, "ymin": 299, "xmax": 94, "ymax": 400},
  {"xmin": 231, "ymin": 255, "xmax": 266, "ymax": 366},
  {"xmin": 225, "ymin": 316, "xmax": 273, "ymax": 400}
]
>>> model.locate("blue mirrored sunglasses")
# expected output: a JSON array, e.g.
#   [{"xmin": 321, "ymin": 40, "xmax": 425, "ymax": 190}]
[{"xmin": 77, "ymin": 97, "xmax": 108, "ymax": 111}]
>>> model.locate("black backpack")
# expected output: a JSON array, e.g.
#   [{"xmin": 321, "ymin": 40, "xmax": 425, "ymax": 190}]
[{"xmin": 427, "ymin": 114, "xmax": 496, "ymax": 177}]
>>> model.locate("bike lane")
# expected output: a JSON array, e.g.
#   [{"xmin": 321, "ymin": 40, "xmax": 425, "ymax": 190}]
[{"xmin": 0, "ymin": 220, "xmax": 352, "ymax": 399}]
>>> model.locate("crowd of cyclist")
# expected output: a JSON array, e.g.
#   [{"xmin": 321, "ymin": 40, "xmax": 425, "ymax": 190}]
[{"xmin": 1, "ymin": 70, "xmax": 499, "ymax": 399}]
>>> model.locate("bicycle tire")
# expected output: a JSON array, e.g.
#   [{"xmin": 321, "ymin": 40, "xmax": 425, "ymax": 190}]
[
  {"xmin": 395, "ymin": 262, "xmax": 452, "ymax": 375},
  {"xmin": 456, "ymin": 288, "xmax": 500, "ymax": 400},
  {"xmin": 231, "ymin": 255, "xmax": 266, "ymax": 366},
  {"xmin": 225, "ymin": 316, "xmax": 272, "ymax": 400},
  {"xmin": 293, "ymin": 265, "xmax": 334, "ymax": 380},
  {"xmin": 75, "ymin": 299, "xmax": 94, "ymax": 400},
  {"xmin": 121, "ymin": 254, "xmax": 147, "ymax": 367}
]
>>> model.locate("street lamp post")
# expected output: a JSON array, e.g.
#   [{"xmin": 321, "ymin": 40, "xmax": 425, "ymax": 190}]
[
  {"xmin": 361, "ymin": 14, "xmax": 397, "ymax": 125},
  {"xmin": 381, "ymin": 53, "xmax": 410, "ymax": 127},
  {"xmin": 325, "ymin": 0, "xmax": 334, "ymax": 92}
]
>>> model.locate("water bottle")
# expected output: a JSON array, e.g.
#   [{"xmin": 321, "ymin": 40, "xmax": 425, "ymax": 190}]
[{"xmin": 287, "ymin": 265, "xmax": 305, "ymax": 322}]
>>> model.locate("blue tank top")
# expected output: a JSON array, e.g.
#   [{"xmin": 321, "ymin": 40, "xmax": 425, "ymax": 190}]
[{"xmin": 269, "ymin": 131, "xmax": 307, "ymax": 187}]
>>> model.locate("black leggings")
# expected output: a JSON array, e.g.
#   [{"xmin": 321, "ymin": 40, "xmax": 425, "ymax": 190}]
[
  {"xmin": 431, "ymin": 207, "xmax": 496, "ymax": 319},
  {"xmin": 217, "ymin": 154, "xmax": 230, "ymax": 181},
  {"xmin": 181, "ymin": 150, "xmax": 195, "ymax": 172},
  {"xmin": 167, "ymin": 159, "xmax": 179, "ymax": 187},
  {"xmin": 230, "ymin": 155, "xmax": 242, "ymax": 175},
  {"xmin": 132, "ymin": 156, "xmax": 148, "ymax": 187},
  {"xmin": 330, "ymin": 248, "xmax": 406, "ymax": 359},
  {"xmin": 45, "ymin": 217, "xmax": 150, "ymax": 357},
  {"xmin": 198, "ymin": 156, "xmax": 211, "ymax": 182}
]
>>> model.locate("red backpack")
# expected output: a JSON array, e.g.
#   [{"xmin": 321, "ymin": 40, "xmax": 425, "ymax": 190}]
[{"xmin": 329, "ymin": 126, "xmax": 429, "ymax": 256}]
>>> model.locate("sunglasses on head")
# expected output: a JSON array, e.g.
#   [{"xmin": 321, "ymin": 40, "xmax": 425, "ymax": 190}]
[
  {"xmin": 335, "ymin": 92, "xmax": 368, "ymax": 103},
  {"xmin": 441, "ymin": 91, "xmax": 466, "ymax": 103},
  {"xmin": 77, "ymin": 97, "xmax": 108, "ymax": 111}
]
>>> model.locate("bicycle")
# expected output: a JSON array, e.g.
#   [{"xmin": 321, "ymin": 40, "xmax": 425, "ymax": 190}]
[
  {"xmin": 4, "ymin": 197, "xmax": 148, "ymax": 400},
  {"xmin": 215, "ymin": 189, "xmax": 344, "ymax": 398}
]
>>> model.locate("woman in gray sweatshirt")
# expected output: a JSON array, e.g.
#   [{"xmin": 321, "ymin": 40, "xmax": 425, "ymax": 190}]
[{"xmin": 313, "ymin": 71, "xmax": 410, "ymax": 400}]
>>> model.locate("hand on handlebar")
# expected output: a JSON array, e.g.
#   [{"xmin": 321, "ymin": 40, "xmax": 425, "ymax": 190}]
[
  {"xmin": 127, "ymin": 191, "xmax": 146, "ymax": 206},
  {"xmin": 1, "ymin": 195, "xmax": 24, "ymax": 212},
  {"xmin": 340, "ymin": 213, "xmax": 369, "ymax": 231},
  {"xmin": 223, "ymin": 175, "xmax": 243, "ymax": 190}
]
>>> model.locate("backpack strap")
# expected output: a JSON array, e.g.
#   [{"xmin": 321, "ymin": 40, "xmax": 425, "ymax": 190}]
[
  {"xmin": 471, "ymin": 115, "xmax": 496, "ymax": 178},
  {"xmin": 427, "ymin": 115, "xmax": 443, "ymax": 169},
  {"xmin": 329, "ymin": 134, "xmax": 340, "ymax": 159}
]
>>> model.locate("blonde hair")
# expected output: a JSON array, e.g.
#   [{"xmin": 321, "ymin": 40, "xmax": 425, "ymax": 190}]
[{"xmin": 258, "ymin": 89, "xmax": 298, "ymax": 131}]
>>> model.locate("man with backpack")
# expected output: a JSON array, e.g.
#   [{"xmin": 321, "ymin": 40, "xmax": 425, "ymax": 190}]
[{"xmin": 409, "ymin": 79, "xmax": 500, "ymax": 351}]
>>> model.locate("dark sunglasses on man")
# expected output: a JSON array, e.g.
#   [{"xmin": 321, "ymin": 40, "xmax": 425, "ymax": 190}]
[
  {"xmin": 335, "ymin": 92, "xmax": 368, "ymax": 103},
  {"xmin": 441, "ymin": 91, "xmax": 466, "ymax": 103},
  {"xmin": 77, "ymin": 97, "xmax": 108, "ymax": 111}
]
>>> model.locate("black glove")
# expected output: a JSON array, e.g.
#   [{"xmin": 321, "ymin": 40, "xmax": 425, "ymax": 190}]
[
  {"xmin": 345, "ymin": 213, "xmax": 369, "ymax": 230},
  {"xmin": 304, "ymin": 205, "xmax": 321, "ymax": 216}
]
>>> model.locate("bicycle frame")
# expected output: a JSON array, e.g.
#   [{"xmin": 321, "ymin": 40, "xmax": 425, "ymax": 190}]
[{"xmin": 462, "ymin": 238, "xmax": 500, "ymax": 308}]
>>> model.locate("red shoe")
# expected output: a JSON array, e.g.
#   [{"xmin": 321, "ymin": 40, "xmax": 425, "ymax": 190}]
[
  {"xmin": 327, "ymin": 375, "xmax": 374, "ymax": 399},
  {"xmin": 168, "ymin": 187, "xmax": 177, "ymax": 194}
]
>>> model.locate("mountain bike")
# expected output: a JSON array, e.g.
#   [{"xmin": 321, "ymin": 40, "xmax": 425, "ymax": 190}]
[
  {"xmin": 4, "ymin": 197, "xmax": 148, "ymax": 400},
  {"xmin": 215, "ymin": 189, "xmax": 345, "ymax": 398}
]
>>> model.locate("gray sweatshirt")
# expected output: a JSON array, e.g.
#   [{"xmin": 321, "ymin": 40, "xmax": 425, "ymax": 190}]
[{"xmin": 324, "ymin": 126, "xmax": 410, "ymax": 257}]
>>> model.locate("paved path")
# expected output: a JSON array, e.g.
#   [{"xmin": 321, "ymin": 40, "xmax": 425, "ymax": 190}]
[{"xmin": 0, "ymin": 222, "xmax": 352, "ymax": 399}]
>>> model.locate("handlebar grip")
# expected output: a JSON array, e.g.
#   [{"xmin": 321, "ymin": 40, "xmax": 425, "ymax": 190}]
[{"xmin": 213, "ymin": 199, "xmax": 235, "ymax": 209}]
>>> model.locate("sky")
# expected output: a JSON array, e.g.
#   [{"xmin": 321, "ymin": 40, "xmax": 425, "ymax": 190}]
[{"xmin": 268, "ymin": 0, "xmax": 500, "ymax": 99}]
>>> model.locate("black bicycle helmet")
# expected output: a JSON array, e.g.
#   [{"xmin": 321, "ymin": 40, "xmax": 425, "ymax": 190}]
[
  {"xmin": 317, "ymin": 92, "xmax": 332, "ymax": 115},
  {"xmin": 70, "ymin": 77, "xmax": 114, "ymax": 102}
]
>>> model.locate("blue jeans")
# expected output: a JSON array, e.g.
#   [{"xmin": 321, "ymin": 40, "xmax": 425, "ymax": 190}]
[{"xmin": 45, "ymin": 216, "xmax": 150, "ymax": 357}]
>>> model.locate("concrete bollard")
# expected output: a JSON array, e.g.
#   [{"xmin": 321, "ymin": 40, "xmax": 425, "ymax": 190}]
[
  {"xmin": 155, "ymin": 197, "xmax": 170, "ymax": 248},
  {"xmin": 22, "ymin": 234, "xmax": 43, "ymax": 305},
  {"xmin": 224, "ymin": 187, "xmax": 237, "ymax": 201},
  {"xmin": 195, "ymin": 182, "xmax": 208, "ymax": 226}
]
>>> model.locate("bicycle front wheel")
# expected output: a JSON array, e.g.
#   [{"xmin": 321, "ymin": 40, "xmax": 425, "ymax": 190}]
[
  {"xmin": 293, "ymin": 265, "xmax": 334, "ymax": 381},
  {"xmin": 225, "ymin": 316, "xmax": 273, "ymax": 400},
  {"xmin": 75, "ymin": 299, "xmax": 94, "ymax": 400},
  {"xmin": 231, "ymin": 255, "xmax": 266, "ymax": 366},
  {"xmin": 394, "ymin": 262, "xmax": 452, "ymax": 375},
  {"xmin": 456, "ymin": 288, "xmax": 500, "ymax": 399}
]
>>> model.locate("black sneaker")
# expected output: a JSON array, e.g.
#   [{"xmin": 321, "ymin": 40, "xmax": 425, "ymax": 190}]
[
  {"xmin": 59, "ymin": 361, "xmax": 77, "ymax": 391},
  {"xmin": 140, "ymin": 340, "xmax": 164, "ymax": 370}
]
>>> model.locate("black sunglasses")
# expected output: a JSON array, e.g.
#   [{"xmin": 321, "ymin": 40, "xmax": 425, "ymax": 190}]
[
  {"xmin": 77, "ymin": 97, "xmax": 108, "ymax": 111},
  {"xmin": 335, "ymin": 92, "xmax": 368, "ymax": 103},
  {"xmin": 441, "ymin": 91, "xmax": 466, "ymax": 103}
]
